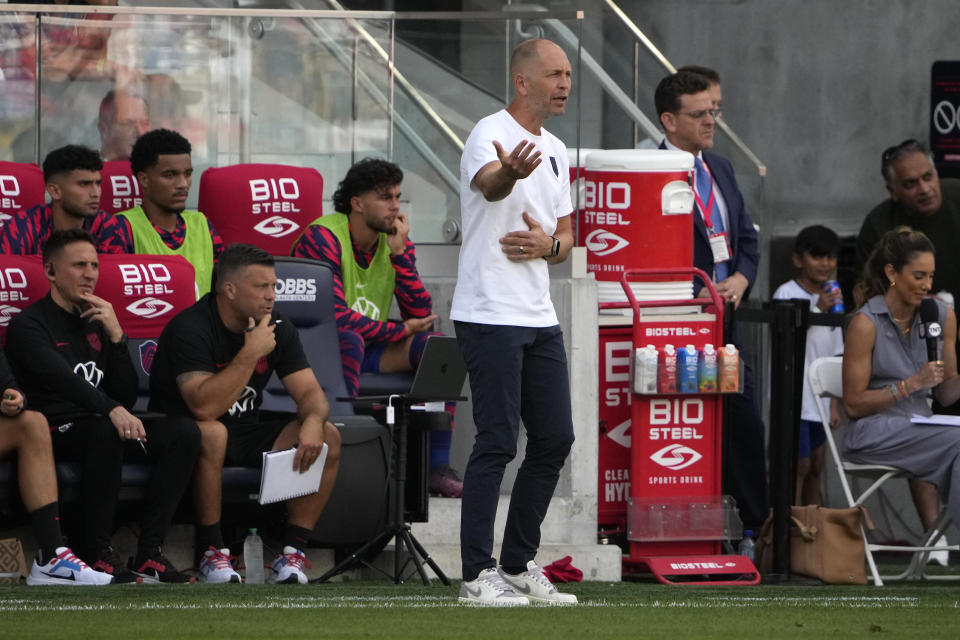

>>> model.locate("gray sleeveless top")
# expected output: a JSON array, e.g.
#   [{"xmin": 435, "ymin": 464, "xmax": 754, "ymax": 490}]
[{"xmin": 854, "ymin": 295, "xmax": 947, "ymax": 421}]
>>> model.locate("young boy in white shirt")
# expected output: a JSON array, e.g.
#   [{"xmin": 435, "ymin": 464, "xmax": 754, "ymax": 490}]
[{"xmin": 773, "ymin": 225, "xmax": 843, "ymax": 504}]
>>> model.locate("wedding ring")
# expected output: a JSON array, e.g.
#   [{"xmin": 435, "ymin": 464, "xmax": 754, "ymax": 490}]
[{"xmin": 519, "ymin": 245, "xmax": 525, "ymax": 254}]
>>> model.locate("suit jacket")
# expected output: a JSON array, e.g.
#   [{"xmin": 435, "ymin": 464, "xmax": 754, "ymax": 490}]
[
  {"xmin": 659, "ymin": 142, "xmax": 760, "ymax": 288},
  {"xmin": 699, "ymin": 150, "xmax": 759, "ymax": 286}
]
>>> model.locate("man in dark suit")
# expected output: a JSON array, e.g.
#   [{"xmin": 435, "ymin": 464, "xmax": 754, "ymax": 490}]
[{"xmin": 655, "ymin": 70, "xmax": 767, "ymax": 530}]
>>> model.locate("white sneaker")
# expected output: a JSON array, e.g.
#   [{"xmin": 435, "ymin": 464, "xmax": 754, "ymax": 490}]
[
  {"xmin": 500, "ymin": 561, "xmax": 578, "ymax": 605},
  {"xmin": 199, "ymin": 547, "xmax": 241, "ymax": 583},
  {"xmin": 458, "ymin": 567, "xmax": 529, "ymax": 606},
  {"xmin": 27, "ymin": 547, "xmax": 114, "ymax": 586},
  {"xmin": 269, "ymin": 546, "xmax": 310, "ymax": 584},
  {"xmin": 928, "ymin": 534, "xmax": 950, "ymax": 567}
]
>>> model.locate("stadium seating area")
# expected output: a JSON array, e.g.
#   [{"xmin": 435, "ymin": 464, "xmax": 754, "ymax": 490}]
[{"xmin": 0, "ymin": 162, "xmax": 409, "ymax": 549}]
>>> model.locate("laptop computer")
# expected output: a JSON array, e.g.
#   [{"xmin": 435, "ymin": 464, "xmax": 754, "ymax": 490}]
[
  {"xmin": 406, "ymin": 335, "xmax": 467, "ymax": 401},
  {"xmin": 347, "ymin": 335, "xmax": 467, "ymax": 404}
]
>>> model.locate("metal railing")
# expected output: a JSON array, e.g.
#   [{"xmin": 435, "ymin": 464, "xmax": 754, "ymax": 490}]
[{"xmin": 604, "ymin": 0, "xmax": 766, "ymax": 177}]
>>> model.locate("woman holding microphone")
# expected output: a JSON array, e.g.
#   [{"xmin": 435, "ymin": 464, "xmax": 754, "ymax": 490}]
[{"xmin": 843, "ymin": 226, "xmax": 960, "ymax": 532}]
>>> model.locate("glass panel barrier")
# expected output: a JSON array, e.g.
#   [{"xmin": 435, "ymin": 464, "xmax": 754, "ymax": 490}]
[
  {"xmin": 389, "ymin": 13, "xmax": 584, "ymax": 242},
  {"xmin": 0, "ymin": 6, "xmax": 583, "ymax": 246},
  {"xmin": 0, "ymin": 13, "xmax": 37, "ymax": 160}
]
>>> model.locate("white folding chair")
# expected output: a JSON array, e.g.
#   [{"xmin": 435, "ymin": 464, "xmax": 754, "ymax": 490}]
[{"xmin": 809, "ymin": 356, "xmax": 960, "ymax": 585}]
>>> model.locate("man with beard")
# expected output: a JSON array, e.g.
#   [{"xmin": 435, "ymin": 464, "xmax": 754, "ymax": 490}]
[
  {"xmin": 0, "ymin": 145, "xmax": 111, "ymax": 254},
  {"xmin": 289, "ymin": 159, "xmax": 462, "ymax": 496},
  {"xmin": 97, "ymin": 128, "xmax": 223, "ymax": 296}
]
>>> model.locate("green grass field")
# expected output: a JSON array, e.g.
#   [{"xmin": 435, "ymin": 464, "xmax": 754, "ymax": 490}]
[{"xmin": 3, "ymin": 579, "xmax": 960, "ymax": 639}]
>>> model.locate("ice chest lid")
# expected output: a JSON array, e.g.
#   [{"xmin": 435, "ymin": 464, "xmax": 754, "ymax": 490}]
[
  {"xmin": 585, "ymin": 149, "xmax": 694, "ymax": 172},
  {"xmin": 567, "ymin": 148, "xmax": 603, "ymax": 168}
]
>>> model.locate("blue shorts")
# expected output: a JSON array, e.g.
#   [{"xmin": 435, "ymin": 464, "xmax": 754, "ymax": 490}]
[
  {"xmin": 798, "ymin": 419, "xmax": 827, "ymax": 459},
  {"xmin": 360, "ymin": 341, "xmax": 388, "ymax": 373}
]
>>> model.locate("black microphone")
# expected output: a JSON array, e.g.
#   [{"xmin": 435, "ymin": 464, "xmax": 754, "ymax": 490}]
[{"xmin": 919, "ymin": 297, "xmax": 942, "ymax": 362}]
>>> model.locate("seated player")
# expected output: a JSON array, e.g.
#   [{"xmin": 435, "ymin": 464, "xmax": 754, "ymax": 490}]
[
  {"xmin": 96, "ymin": 128, "xmax": 223, "ymax": 296},
  {"xmin": 0, "ymin": 145, "xmax": 111, "ymax": 255},
  {"xmin": 149, "ymin": 244, "xmax": 341, "ymax": 584},
  {"xmin": 0, "ymin": 348, "xmax": 113, "ymax": 586},
  {"xmin": 6, "ymin": 229, "xmax": 201, "ymax": 583},
  {"xmin": 291, "ymin": 158, "xmax": 461, "ymax": 497}
]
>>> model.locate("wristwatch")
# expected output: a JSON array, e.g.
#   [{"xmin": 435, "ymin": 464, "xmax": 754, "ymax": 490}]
[{"xmin": 544, "ymin": 235, "xmax": 560, "ymax": 259}]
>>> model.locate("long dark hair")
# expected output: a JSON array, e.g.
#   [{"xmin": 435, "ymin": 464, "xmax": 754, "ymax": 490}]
[{"xmin": 854, "ymin": 226, "xmax": 934, "ymax": 308}]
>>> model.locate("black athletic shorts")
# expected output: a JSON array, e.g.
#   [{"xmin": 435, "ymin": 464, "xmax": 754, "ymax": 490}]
[{"xmin": 224, "ymin": 416, "xmax": 296, "ymax": 467}]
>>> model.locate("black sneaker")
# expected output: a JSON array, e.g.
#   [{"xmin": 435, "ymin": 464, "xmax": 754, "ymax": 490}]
[
  {"xmin": 129, "ymin": 548, "xmax": 195, "ymax": 584},
  {"xmin": 92, "ymin": 547, "xmax": 141, "ymax": 584}
]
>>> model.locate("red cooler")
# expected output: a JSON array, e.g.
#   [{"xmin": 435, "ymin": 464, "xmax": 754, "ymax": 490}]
[
  {"xmin": 592, "ymin": 150, "xmax": 695, "ymax": 538},
  {"xmin": 567, "ymin": 148, "xmax": 599, "ymax": 246},
  {"xmin": 582, "ymin": 150, "xmax": 695, "ymax": 306}
]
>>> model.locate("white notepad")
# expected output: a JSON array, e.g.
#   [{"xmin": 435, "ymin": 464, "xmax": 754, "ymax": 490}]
[
  {"xmin": 258, "ymin": 443, "xmax": 329, "ymax": 505},
  {"xmin": 910, "ymin": 413, "xmax": 960, "ymax": 427}
]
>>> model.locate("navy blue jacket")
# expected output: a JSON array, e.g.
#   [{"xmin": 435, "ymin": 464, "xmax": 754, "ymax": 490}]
[{"xmin": 696, "ymin": 150, "xmax": 759, "ymax": 287}]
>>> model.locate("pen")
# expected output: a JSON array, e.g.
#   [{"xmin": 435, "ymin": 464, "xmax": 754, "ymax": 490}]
[
  {"xmin": 137, "ymin": 439, "xmax": 147, "ymax": 455},
  {"xmin": 244, "ymin": 319, "xmax": 282, "ymax": 332}
]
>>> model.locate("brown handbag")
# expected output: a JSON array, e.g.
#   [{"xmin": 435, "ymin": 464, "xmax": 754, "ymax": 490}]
[{"xmin": 755, "ymin": 505, "xmax": 874, "ymax": 584}]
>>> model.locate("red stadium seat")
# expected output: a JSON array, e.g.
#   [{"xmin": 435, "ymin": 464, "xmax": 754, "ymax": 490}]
[
  {"xmin": 96, "ymin": 254, "xmax": 196, "ymax": 339},
  {"xmin": 99, "ymin": 160, "xmax": 142, "ymax": 215},
  {"xmin": 0, "ymin": 253, "xmax": 195, "ymax": 345},
  {"xmin": 0, "ymin": 162, "xmax": 46, "ymax": 229},
  {"xmin": 0, "ymin": 254, "xmax": 49, "ymax": 345},
  {"xmin": 198, "ymin": 163, "xmax": 323, "ymax": 256}
]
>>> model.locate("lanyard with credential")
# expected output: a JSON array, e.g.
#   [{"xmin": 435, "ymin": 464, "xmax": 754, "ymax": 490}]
[{"xmin": 694, "ymin": 160, "xmax": 717, "ymax": 231}]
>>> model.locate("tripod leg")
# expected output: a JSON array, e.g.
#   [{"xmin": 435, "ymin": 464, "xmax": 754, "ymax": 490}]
[
  {"xmin": 311, "ymin": 529, "xmax": 394, "ymax": 583},
  {"xmin": 405, "ymin": 528, "xmax": 452, "ymax": 586},
  {"xmin": 398, "ymin": 527, "xmax": 432, "ymax": 586}
]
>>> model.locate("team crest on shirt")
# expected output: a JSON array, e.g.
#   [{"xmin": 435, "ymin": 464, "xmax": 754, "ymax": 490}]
[
  {"xmin": 139, "ymin": 339, "xmax": 157, "ymax": 375},
  {"xmin": 351, "ymin": 297, "xmax": 381, "ymax": 320},
  {"xmin": 73, "ymin": 361, "xmax": 104, "ymax": 388},
  {"xmin": 87, "ymin": 333, "xmax": 101, "ymax": 352},
  {"xmin": 228, "ymin": 386, "xmax": 257, "ymax": 417}
]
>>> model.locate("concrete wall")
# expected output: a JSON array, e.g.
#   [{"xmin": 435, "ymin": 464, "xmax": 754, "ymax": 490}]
[{"xmin": 608, "ymin": 0, "xmax": 960, "ymax": 242}]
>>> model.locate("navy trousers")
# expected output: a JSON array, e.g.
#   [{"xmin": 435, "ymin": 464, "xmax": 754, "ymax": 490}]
[{"xmin": 455, "ymin": 322, "xmax": 575, "ymax": 581}]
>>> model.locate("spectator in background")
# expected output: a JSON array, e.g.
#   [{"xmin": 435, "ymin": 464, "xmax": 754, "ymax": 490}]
[
  {"xmin": 856, "ymin": 140, "xmax": 960, "ymax": 312},
  {"xmin": 291, "ymin": 158, "xmax": 462, "ymax": 498},
  {"xmin": 98, "ymin": 89, "xmax": 150, "ymax": 162},
  {"xmin": 772, "ymin": 225, "xmax": 844, "ymax": 504},
  {"xmin": 6, "ymin": 229, "xmax": 200, "ymax": 583},
  {"xmin": 0, "ymin": 144, "xmax": 111, "ymax": 255},
  {"xmin": 856, "ymin": 139, "xmax": 960, "ymax": 561},
  {"xmin": 0, "ymin": 347, "xmax": 113, "ymax": 585},
  {"xmin": 677, "ymin": 65, "xmax": 722, "ymax": 112},
  {"xmin": 97, "ymin": 128, "xmax": 223, "ymax": 296},
  {"xmin": 655, "ymin": 70, "xmax": 767, "ymax": 531}
]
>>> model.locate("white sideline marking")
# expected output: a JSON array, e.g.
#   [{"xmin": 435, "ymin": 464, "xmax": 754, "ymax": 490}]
[{"xmin": 0, "ymin": 594, "xmax": 924, "ymax": 612}]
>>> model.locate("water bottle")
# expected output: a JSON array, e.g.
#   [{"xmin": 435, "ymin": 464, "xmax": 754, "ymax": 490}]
[
  {"xmin": 738, "ymin": 529, "xmax": 756, "ymax": 562},
  {"xmin": 243, "ymin": 528, "xmax": 264, "ymax": 584},
  {"xmin": 821, "ymin": 280, "xmax": 845, "ymax": 314}
]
